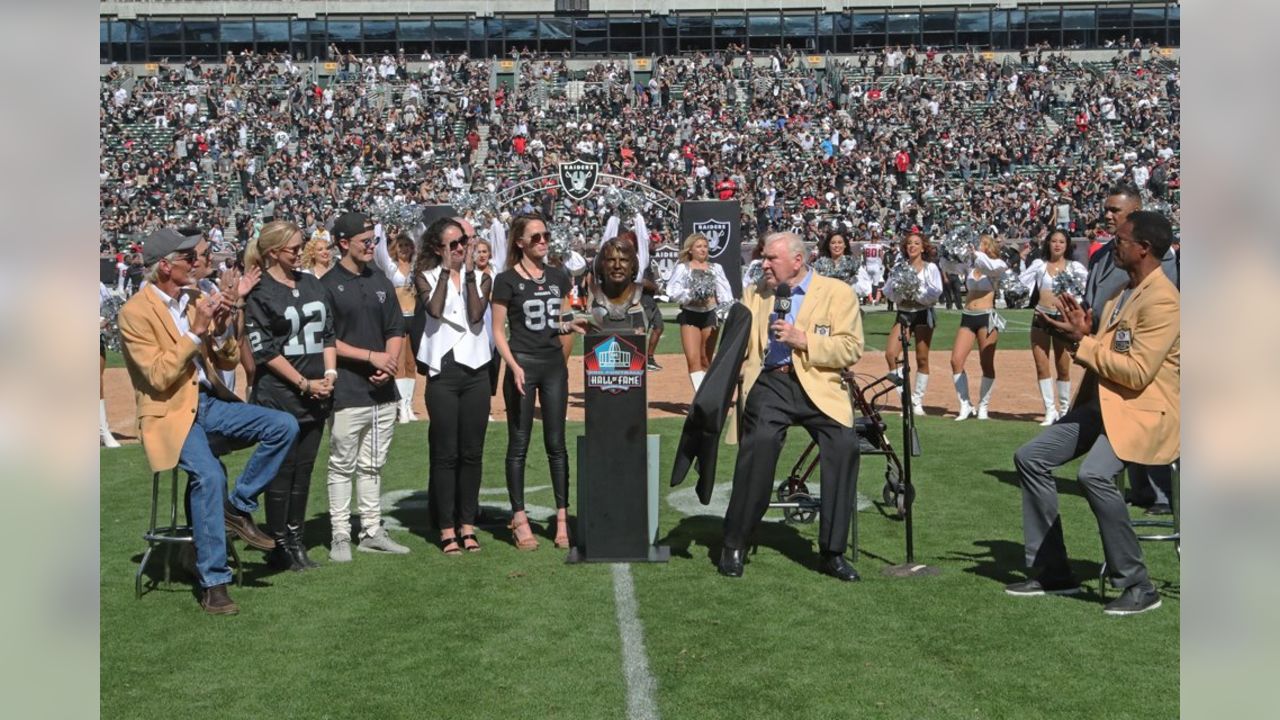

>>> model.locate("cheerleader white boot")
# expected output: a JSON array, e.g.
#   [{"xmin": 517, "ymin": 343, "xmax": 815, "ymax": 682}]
[
  {"xmin": 100, "ymin": 399, "xmax": 120, "ymax": 448},
  {"xmin": 952, "ymin": 371, "xmax": 973, "ymax": 421},
  {"xmin": 689, "ymin": 371, "xmax": 706, "ymax": 393},
  {"xmin": 1038, "ymin": 379, "xmax": 1058, "ymax": 426},
  {"xmin": 912, "ymin": 373, "xmax": 929, "ymax": 416},
  {"xmin": 396, "ymin": 379, "xmax": 418, "ymax": 424},
  {"xmin": 976, "ymin": 377, "xmax": 995, "ymax": 420},
  {"xmin": 1056, "ymin": 380, "xmax": 1072, "ymax": 417}
]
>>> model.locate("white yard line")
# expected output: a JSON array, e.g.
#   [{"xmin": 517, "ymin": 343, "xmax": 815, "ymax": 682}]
[{"xmin": 611, "ymin": 563, "xmax": 661, "ymax": 720}]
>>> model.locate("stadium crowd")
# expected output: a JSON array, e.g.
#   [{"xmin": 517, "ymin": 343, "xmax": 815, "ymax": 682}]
[{"xmin": 99, "ymin": 43, "xmax": 1179, "ymax": 263}]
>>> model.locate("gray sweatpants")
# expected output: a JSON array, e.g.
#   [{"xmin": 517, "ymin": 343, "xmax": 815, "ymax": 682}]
[{"xmin": 1012, "ymin": 399, "xmax": 1149, "ymax": 589}]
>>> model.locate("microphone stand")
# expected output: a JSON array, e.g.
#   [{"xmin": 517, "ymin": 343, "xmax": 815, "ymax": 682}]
[{"xmin": 885, "ymin": 320, "xmax": 938, "ymax": 578}]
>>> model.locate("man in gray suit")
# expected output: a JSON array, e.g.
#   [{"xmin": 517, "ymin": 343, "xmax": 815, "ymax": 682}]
[{"xmin": 1082, "ymin": 184, "xmax": 1180, "ymax": 515}]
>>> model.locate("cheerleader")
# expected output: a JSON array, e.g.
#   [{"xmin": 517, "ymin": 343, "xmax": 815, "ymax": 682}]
[
  {"xmin": 940, "ymin": 235, "xmax": 1009, "ymax": 421},
  {"xmin": 99, "ymin": 283, "xmax": 121, "ymax": 448},
  {"xmin": 374, "ymin": 225, "xmax": 421, "ymax": 424},
  {"xmin": 299, "ymin": 235, "xmax": 334, "ymax": 278},
  {"xmin": 1019, "ymin": 228, "xmax": 1088, "ymax": 425},
  {"xmin": 883, "ymin": 232, "xmax": 944, "ymax": 415},
  {"xmin": 490, "ymin": 214, "xmax": 589, "ymax": 551},
  {"xmin": 471, "ymin": 237, "xmax": 501, "ymax": 406},
  {"xmin": 412, "ymin": 218, "xmax": 492, "ymax": 554},
  {"xmin": 814, "ymin": 231, "xmax": 859, "ymax": 285},
  {"xmin": 665, "ymin": 232, "xmax": 733, "ymax": 392}
]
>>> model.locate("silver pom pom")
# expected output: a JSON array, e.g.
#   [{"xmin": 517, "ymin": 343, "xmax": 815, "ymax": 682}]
[
  {"xmin": 689, "ymin": 268, "xmax": 717, "ymax": 301},
  {"xmin": 1051, "ymin": 265, "xmax": 1087, "ymax": 298},
  {"xmin": 887, "ymin": 261, "xmax": 921, "ymax": 303},
  {"xmin": 546, "ymin": 224, "xmax": 572, "ymax": 261},
  {"xmin": 1000, "ymin": 272, "xmax": 1030, "ymax": 308},
  {"xmin": 940, "ymin": 225, "xmax": 976, "ymax": 264},
  {"xmin": 100, "ymin": 292, "xmax": 126, "ymax": 353},
  {"xmin": 813, "ymin": 256, "xmax": 836, "ymax": 278},
  {"xmin": 744, "ymin": 262, "xmax": 764, "ymax": 286}
]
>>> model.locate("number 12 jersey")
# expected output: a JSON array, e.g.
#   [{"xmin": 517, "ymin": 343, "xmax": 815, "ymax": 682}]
[{"xmin": 245, "ymin": 270, "xmax": 336, "ymax": 422}]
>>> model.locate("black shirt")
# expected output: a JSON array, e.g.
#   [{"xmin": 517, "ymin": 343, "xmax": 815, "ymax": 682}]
[
  {"xmin": 492, "ymin": 265, "xmax": 572, "ymax": 357},
  {"xmin": 245, "ymin": 271, "xmax": 335, "ymax": 423},
  {"xmin": 321, "ymin": 262, "xmax": 405, "ymax": 410}
]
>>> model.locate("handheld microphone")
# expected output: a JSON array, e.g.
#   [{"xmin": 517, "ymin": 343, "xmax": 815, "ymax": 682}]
[{"xmin": 772, "ymin": 283, "xmax": 791, "ymax": 339}]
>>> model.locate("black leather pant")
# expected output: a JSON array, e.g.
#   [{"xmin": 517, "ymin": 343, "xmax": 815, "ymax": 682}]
[
  {"xmin": 264, "ymin": 420, "xmax": 324, "ymax": 537},
  {"xmin": 503, "ymin": 350, "xmax": 570, "ymax": 511}
]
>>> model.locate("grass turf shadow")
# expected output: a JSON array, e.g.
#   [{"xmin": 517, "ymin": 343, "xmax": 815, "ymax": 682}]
[
  {"xmin": 659, "ymin": 514, "xmax": 819, "ymax": 573},
  {"xmin": 944, "ymin": 538, "xmax": 1105, "ymax": 600}
]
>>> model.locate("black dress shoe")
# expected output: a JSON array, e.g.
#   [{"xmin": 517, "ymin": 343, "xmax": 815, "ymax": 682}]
[
  {"xmin": 818, "ymin": 553, "xmax": 860, "ymax": 582},
  {"xmin": 718, "ymin": 547, "xmax": 745, "ymax": 578}
]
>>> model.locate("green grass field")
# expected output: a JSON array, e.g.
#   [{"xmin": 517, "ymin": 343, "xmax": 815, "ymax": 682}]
[{"xmin": 101, "ymin": 413, "xmax": 1178, "ymax": 719}]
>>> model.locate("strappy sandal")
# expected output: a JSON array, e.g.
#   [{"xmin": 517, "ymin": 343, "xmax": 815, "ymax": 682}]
[
  {"xmin": 460, "ymin": 533, "xmax": 481, "ymax": 553},
  {"xmin": 439, "ymin": 536, "xmax": 462, "ymax": 556},
  {"xmin": 554, "ymin": 517, "xmax": 571, "ymax": 550},
  {"xmin": 507, "ymin": 519, "xmax": 539, "ymax": 551}
]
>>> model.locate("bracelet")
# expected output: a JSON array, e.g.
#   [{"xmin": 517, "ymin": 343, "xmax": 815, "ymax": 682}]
[
  {"xmin": 324, "ymin": 369, "xmax": 338, "ymax": 379},
  {"xmin": 367, "ymin": 349, "xmax": 373, "ymax": 362},
  {"xmin": 299, "ymin": 378, "xmax": 310, "ymax": 395}
]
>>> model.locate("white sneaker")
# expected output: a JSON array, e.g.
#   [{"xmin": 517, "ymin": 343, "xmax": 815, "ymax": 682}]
[
  {"xmin": 329, "ymin": 535, "xmax": 352, "ymax": 563},
  {"xmin": 912, "ymin": 404, "xmax": 925, "ymax": 416},
  {"xmin": 1039, "ymin": 408, "xmax": 1058, "ymax": 426},
  {"xmin": 955, "ymin": 401, "xmax": 974, "ymax": 422},
  {"xmin": 976, "ymin": 405, "xmax": 989, "ymax": 420},
  {"xmin": 358, "ymin": 527, "xmax": 411, "ymax": 554}
]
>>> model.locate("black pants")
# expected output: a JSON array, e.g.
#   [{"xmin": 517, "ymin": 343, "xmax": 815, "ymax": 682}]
[
  {"xmin": 503, "ymin": 350, "xmax": 570, "ymax": 511},
  {"xmin": 426, "ymin": 352, "xmax": 491, "ymax": 528},
  {"xmin": 264, "ymin": 420, "xmax": 324, "ymax": 537},
  {"xmin": 723, "ymin": 370, "xmax": 859, "ymax": 554}
]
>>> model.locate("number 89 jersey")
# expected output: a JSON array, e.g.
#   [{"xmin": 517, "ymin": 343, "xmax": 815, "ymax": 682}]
[
  {"xmin": 492, "ymin": 265, "xmax": 572, "ymax": 357},
  {"xmin": 244, "ymin": 270, "xmax": 336, "ymax": 421}
]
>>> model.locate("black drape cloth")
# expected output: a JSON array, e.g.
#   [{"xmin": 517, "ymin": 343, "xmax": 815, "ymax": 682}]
[{"xmin": 669, "ymin": 302, "xmax": 752, "ymax": 504}]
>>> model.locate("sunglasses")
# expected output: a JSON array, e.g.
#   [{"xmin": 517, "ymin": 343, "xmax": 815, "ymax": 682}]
[
  {"xmin": 524, "ymin": 232, "xmax": 550, "ymax": 244},
  {"xmin": 448, "ymin": 234, "xmax": 475, "ymax": 250}
]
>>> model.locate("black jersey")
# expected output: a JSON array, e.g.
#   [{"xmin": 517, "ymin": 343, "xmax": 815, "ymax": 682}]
[
  {"xmin": 492, "ymin": 265, "xmax": 572, "ymax": 357},
  {"xmin": 321, "ymin": 262, "xmax": 405, "ymax": 410},
  {"xmin": 245, "ymin": 271, "xmax": 336, "ymax": 422}
]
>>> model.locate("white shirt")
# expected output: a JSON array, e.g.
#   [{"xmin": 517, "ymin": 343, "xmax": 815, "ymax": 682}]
[
  {"xmin": 149, "ymin": 284, "xmax": 212, "ymax": 388},
  {"xmin": 416, "ymin": 268, "xmax": 492, "ymax": 375}
]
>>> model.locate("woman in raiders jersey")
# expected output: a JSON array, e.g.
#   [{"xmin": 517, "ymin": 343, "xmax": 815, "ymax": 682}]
[
  {"xmin": 243, "ymin": 220, "xmax": 337, "ymax": 571},
  {"xmin": 411, "ymin": 218, "xmax": 492, "ymax": 555},
  {"xmin": 491, "ymin": 214, "xmax": 589, "ymax": 551}
]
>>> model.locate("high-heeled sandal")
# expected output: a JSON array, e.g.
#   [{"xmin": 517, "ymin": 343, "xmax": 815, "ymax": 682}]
[
  {"xmin": 507, "ymin": 519, "xmax": 539, "ymax": 551},
  {"xmin": 460, "ymin": 533, "xmax": 481, "ymax": 553},
  {"xmin": 439, "ymin": 536, "xmax": 462, "ymax": 556},
  {"xmin": 554, "ymin": 516, "xmax": 571, "ymax": 550}
]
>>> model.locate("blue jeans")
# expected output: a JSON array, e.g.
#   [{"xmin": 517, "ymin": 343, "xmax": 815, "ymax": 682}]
[{"xmin": 178, "ymin": 393, "xmax": 298, "ymax": 588}]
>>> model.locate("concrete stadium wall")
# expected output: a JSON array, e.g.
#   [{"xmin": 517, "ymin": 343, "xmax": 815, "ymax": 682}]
[{"xmin": 101, "ymin": 0, "xmax": 1114, "ymax": 20}]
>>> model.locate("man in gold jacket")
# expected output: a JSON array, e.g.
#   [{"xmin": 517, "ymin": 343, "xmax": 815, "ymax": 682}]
[
  {"xmin": 719, "ymin": 232, "xmax": 865, "ymax": 581},
  {"xmin": 1009, "ymin": 211, "xmax": 1179, "ymax": 616},
  {"xmin": 119, "ymin": 228, "xmax": 298, "ymax": 615}
]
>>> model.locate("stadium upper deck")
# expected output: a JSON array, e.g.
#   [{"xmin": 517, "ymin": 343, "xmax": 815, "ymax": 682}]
[{"xmin": 100, "ymin": 2, "xmax": 1179, "ymax": 63}]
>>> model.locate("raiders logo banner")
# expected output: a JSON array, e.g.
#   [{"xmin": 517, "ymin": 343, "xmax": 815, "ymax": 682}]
[
  {"xmin": 680, "ymin": 200, "xmax": 743, "ymax": 298},
  {"xmin": 559, "ymin": 160, "xmax": 599, "ymax": 201}
]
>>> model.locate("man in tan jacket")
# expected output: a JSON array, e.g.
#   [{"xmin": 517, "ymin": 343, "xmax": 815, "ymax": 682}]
[
  {"xmin": 1008, "ymin": 211, "xmax": 1179, "ymax": 616},
  {"xmin": 119, "ymin": 228, "xmax": 298, "ymax": 615},
  {"xmin": 719, "ymin": 232, "xmax": 865, "ymax": 581}
]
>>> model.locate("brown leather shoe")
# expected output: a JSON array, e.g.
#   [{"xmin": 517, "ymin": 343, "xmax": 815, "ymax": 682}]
[
  {"xmin": 224, "ymin": 500, "xmax": 275, "ymax": 551},
  {"xmin": 200, "ymin": 584, "xmax": 240, "ymax": 615}
]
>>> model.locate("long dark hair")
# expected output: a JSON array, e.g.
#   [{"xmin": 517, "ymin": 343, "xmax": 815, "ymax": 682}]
[
  {"xmin": 1041, "ymin": 228, "xmax": 1075, "ymax": 262},
  {"xmin": 819, "ymin": 231, "xmax": 848, "ymax": 259},
  {"xmin": 413, "ymin": 217, "xmax": 462, "ymax": 299},
  {"xmin": 506, "ymin": 212, "xmax": 546, "ymax": 270}
]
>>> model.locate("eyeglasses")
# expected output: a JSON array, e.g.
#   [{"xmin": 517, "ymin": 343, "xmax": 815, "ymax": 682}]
[
  {"xmin": 350, "ymin": 237, "xmax": 377, "ymax": 248},
  {"xmin": 279, "ymin": 244, "xmax": 304, "ymax": 256},
  {"xmin": 525, "ymin": 232, "xmax": 550, "ymax": 244}
]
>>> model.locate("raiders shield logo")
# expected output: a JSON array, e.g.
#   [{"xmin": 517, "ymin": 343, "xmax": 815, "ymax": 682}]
[
  {"xmin": 559, "ymin": 160, "xmax": 599, "ymax": 201},
  {"xmin": 814, "ymin": 324, "xmax": 831, "ymax": 337},
  {"xmin": 375, "ymin": 290, "xmax": 387, "ymax": 303},
  {"xmin": 549, "ymin": 285, "xmax": 561, "ymax": 297},
  {"xmin": 693, "ymin": 219, "xmax": 731, "ymax": 258}
]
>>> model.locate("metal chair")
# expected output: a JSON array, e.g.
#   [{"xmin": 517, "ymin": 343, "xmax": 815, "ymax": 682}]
[
  {"xmin": 135, "ymin": 433, "xmax": 250, "ymax": 598},
  {"xmin": 1099, "ymin": 460, "xmax": 1180, "ymax": 598}
]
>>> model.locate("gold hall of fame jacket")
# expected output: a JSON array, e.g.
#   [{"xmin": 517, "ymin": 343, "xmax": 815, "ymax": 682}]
[
  {"xmin": 740, "ymin": 271, "xmax": 865, "ymax": 427},
  {"xmin": 118, "ymin": 286, "xmax": 242, "ymax": 472},
  {"xmin": 1073, "ymin": 266, "xmax": 1180, "ymax": 465}
]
